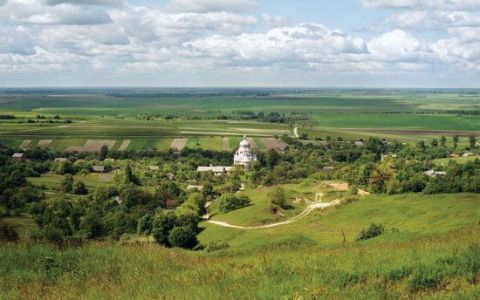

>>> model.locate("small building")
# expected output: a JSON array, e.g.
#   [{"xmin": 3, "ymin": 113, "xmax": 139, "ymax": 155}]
[
  {"xmin": 54, "ymin": 157, "xmax": 68, "ymax": 162},
  {"xmin": 450, "ymin": 153, "xmax": 460, "ymax": 158},
  {"xmin": 187, "ymin": 185, "xmax": 204, "ymax": 192},
  {"xmin": 167, "ymin": 172, "xmax": 175, "ymax": 180},
  {"xmin": 197, "ymin": 165, "xmax": 232, "ymax": 176},
  {"xmin": 424, "ymin": 170, "xmax": 447, "ymax": 177},
  {"xmin": 148, "ymin": 165, "xmax": 160, "ymax": 171},
  {"xmin": 12, "ymin": 153, "xmax": 25, "ymax": 161},
  {"xmin": 354, "ymin": 141, "xmax": 365, "ymax": 148},
  {"xmin": 92, "ymin": 165, "xmax": 105, "ymax": 173},
  {"xmin": 463, "ymin": 152, "xmax": 474, "ymax": 157}
]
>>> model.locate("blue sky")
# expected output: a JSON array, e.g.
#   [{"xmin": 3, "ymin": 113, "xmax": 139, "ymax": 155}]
[{"xmin": 0, "ymin": 0, "xmax": 479, "ymax": 87}]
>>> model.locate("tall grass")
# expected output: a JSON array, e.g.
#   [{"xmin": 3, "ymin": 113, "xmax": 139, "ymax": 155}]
[{"xmin": 1, "ymin": 225, "xmax": 480, "ymax": 299}]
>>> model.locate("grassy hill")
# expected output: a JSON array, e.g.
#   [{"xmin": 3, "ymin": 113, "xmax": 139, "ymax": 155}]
[{"xmin": 2, "ymin": 183, "xmax": 480, "ymax": 299}]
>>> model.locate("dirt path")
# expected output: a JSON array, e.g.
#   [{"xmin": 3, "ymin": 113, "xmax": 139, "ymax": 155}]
[
  {"xmin": 206, "ymin": 193, "xmax": 341, "ymax": 230},
  {"xmin": 294, "ymin": 127, "xmax": 299, "ymax": 138}
]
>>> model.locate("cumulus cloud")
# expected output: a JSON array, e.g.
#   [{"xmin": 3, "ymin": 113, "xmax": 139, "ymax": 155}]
[
  {"xmin": 0, "ymin": 0, "xmax": 6, "ymax": 6},
  {"xmin": 167, "ymin": 0, "xmax": 256, "ymax": 13},
  {"xmin": 0, "ymin": 0, "xmax": 478, "ymax": 86},
  {"xmin": 368, "ymin": 30, "xmax": 424, "ymax": 61},
  {"xmin": 380, "ymin": 10, "xmax": 480, "ymax": 30},
  {"xmin": 185, "ymin": 23, "xmax": 366, "ymax": 67},
  {"xmin": 45, "ymin": 0, "xmax": 124, "ymax": 7},
  {"xmin": 362, "ymin": 0, "xmax": 480, "ymax": 10}
]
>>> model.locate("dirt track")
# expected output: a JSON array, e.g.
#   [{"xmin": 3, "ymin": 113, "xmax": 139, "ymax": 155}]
[{"xmin": 206, "ymin": 193, "xmax": 340, "ymax": 230}]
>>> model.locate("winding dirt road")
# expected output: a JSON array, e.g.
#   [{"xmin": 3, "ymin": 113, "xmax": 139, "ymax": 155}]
[{"xmin": 206, "ymin": 193, "xmax": 340, "ymax": 230}]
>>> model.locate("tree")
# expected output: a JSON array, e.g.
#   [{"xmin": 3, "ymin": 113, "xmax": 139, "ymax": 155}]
[
  {"xmin": 469, "ymin": 135, "xmax": 477, "ymax": 149},
  {"xmin": 265, "ymin": 149, "xmax": 279, "ymax": 169},
  {"xmin": 61, "ymin": 175, "xmax": 74, "ymax": 193},
  {"xmin": 0, "ymin": 221, "xmax": 19, "ymax": 242},
  {"xmin": 453, "ymin": 135, "xmax": 459, "ymax": 149},
  {"xmin": 152, "ymin": 211, "xmax": 177, "ymax": 246},
  {"xmin": 137, "ymin": 214, "xmax": 153, "ymax": 235},
  {"xmin": 123, "ymin": 164, "xmax": 140, "ymax": 185},
  {"xmin": 218, "ymin": 194, "xmax": 251, "ymax": 213},
  {"xmin": 168, "ymin": 226, "xmax": 198, "ymax": 249},
  {"xmin": 73, "ymin": 181, "xmax": 88, "ymax": 195},
  {"xmin": 417, "ymin": 141, "xmax": 426, "ymax": 152},
  {"xmin": 440, "ymin": 136, "xmax": 447, "ymax": 147},
  {"xmin": 99, "ymin": 145, "xmax": 108, "ymax": 161},
  {"xmin": 430, "ymin": 139, "xmax": 438, "ymax": 148},
  {"xmin": 268, "ymin": 187, "xmax": 288, "ymax": 209}
]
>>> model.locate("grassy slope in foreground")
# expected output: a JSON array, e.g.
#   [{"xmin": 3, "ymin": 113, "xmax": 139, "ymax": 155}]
[{"xmin": 1, "ymin": 225, "xmax": 480, "ymax": 299}]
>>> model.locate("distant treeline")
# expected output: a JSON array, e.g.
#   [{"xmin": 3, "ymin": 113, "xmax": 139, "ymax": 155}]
[
  {"xmin": 233, "ymin": 111, "xmax": 309, "ymax": 123},
  {"xmin": 0, "ymin": 114, "xmax": 15, "ymax": 119}
]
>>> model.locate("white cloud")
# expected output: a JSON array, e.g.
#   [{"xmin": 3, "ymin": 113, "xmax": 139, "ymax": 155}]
[
  {"xmin": 167, "ymin": 0, "xmax": 256, "ymax": 13},
  {"xmin": 362, "ymin": 0, "xmax": 480, "ymax": 10},
  {"xmin": 381, "ymin": 10, "xmax": 480, "ymax": 30},
  {"xmin": 45, "ymin": 0, "xmax": 124, "ymax": 7},
  {"xmin": 368, "ymin": 30, "xmax": 426, "ymax": 61}
]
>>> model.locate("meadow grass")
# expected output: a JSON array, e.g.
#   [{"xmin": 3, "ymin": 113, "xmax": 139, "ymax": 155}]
[{"xmin": 1, "ymin": 224, "xmax": 480, "ymax": 299}]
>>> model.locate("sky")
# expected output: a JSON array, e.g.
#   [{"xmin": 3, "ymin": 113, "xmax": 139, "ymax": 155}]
[{"xmin": 0, "ymin": 0, "xmax": 479, "ymax": 88}]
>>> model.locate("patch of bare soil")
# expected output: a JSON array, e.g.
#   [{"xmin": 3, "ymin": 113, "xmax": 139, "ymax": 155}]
[
  {"xmin": 265, "ymin": 138, "xmax": 288, "ymax": 151},
  {"xmin": 170, "ymin": 138, "xmax": 188, "ymax": 151},
  {"xmin": 37, "ymin": 140, "xmax": 53, "ymax": 148},
  {"xmin": 118, "ymin": 140, "xmax": 131, "ymax": 151}
]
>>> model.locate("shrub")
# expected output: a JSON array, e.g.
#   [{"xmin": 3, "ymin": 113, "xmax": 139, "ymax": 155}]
[
  {"xmin": 268, "ymin": 187, "xmax": 289, "ymax": 209},
  {"xmin": 73, "ymin": 181, "xmax": 88, "ymax": 195},
  {"xmin": 168, "ymin": 226, "xmax": 198, "ymax": 249},
  {"xmin": 0, "ymin": 221, "xmax": 19, "ymax": 242},
  {"xmin": 356, "ymin": 223, "xmax": 385, "ymax": 241},
  {"xmin": 408, "ymin": 265, "xmax": 443, "ymax": 292},
  {"xmin": 205, "ymin": 240, "xmax": 230, "ymax": 252},
  {"xmin": 218, "ymin": 194, "xmax": 251, "ymax": 213}
]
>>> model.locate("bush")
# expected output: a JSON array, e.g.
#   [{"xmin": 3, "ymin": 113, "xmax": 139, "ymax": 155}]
[
  {"xmin": 356, "ymin": 223, "xmax": 385, "ymax": 241},
  {"xmin": 408, "ymin": 265, "xmax": 443, "ymax": 292},
  {"xmin": 205, "ymin": 240, "xmax": 230, "ymax": 252},
  {"xmin": 73, "ymin": 181, "xmax": 88, "ymax": 195},
  {"xmin": 268, "ymin": 187, "xmax": 289, "ymax": 209},
  {"xmin": 0, "ymin": 221, "xmax": 19, "ymax": 242},
  {"xmin": 218, "ymin": 194, "xmax": 251, "ymax": 213},
  {"xmin": 168, "ymin": 226, "xmax": 198, "ymax": 249}
]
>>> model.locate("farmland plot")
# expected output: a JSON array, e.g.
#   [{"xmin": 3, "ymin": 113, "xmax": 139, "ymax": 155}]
[{"xmin": 170, "ymin": 138, "xmax": 188, "ymax": 151}]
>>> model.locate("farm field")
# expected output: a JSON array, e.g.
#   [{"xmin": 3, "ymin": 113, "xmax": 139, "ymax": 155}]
[{"xmin": 1, "ymin": 89, "xmax": 479, "ymax": 151}]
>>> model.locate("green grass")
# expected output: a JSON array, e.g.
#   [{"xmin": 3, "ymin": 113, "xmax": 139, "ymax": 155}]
[
  {"xmin": 28, "ymin": 173, "xmax": 115, "ymax": 190},
  {"xmin": 200, "ymin": 192, "xmax": 480, "ymax": 249},
  {"xmin": 1, "ymin": 225, "xmax": 480, "ymax": 299}
]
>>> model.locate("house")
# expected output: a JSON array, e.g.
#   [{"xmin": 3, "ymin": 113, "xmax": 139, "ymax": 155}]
[
  {"xmin": 197, "ymin": 165, "xmax": 232, "ymax": 176},
  {"xmin": 92, "ymin": 165, "xmax": 105, "ymax": 173},
  {"xmin": 187, "ymin": 185, "xmax": 204, "ymax": 191},
  {"xmin": 12, "ymin": 153, "xmax": 25, "ymax": 161},
  {"xmin": 148, "ymin": 165, "xmax": 160, "ymax": 171},
  {"xmin": 354, "ymin": 141, "xmax": 365, "ymax": 148},
  {"xmin": 165, "ymin": 199, "xmax": 178, "ymax": 208},
  {"xmin": 450, "ymin": 153, "xmax": 460, "ymax": 158},
  {"xmin": 54, "ymin": 157, "xmax": 68, "ymax": 162},
  {"xmin": 463, "ymin": 152, "xmax": 474, "ymax": 157},
  {"xmin": 424, "ymin": 170, "xmax": 447, "ymax": 177},
  {"xmin": 323, "ymin": 166, "xmax": 335, "ymax": 171}
]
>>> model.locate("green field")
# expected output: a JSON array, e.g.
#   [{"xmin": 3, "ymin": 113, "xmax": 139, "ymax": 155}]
[{"xmin": 1, "ymin": 89, "xmax": 479, "ymax": 151}]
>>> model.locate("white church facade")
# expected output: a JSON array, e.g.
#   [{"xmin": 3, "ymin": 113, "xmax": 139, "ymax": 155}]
[{"xmin": 233, "ymin": 135, "xmax": 257, "ymax": 169}]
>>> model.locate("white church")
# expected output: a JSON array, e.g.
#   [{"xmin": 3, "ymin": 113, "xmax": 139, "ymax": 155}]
[
  {"xmin": 197, "ymin": 135, "xmax": 257, "ymax": 174},
  {"xmin": 233, "ymin": 135, "xmax": 257, "ymax": 169}
]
